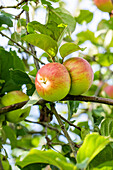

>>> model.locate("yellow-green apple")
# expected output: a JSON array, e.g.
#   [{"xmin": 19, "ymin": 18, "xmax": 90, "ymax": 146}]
[
  {"xmin": 63, "ymin": 57, "xmax": 94, "ymax": 95},
  {"xmin": 94, "ymin": 0, "xmax": 113, "ymax": 12},
  {"xmin": 35, "ymin": 62, "xmax": 71, "ymax": 102},
  {"xmin": 1, "ymin": 91, "xmax": 30, "ymax": 123},
  {"xmin": 103, "ymin": 85, "xmax": 113, "ymax": 98}
]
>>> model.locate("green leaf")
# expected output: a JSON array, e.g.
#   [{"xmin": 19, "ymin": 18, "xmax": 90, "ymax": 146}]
[
  {"xmin": 22, "ymin": 90, "xmax": 41, "ymax": 109},
  {"xmin": 100, "ymin": 118, "xmax": 113, "ymax": 138},
  {"xmin": 76, "ymin": 133, "xmax": 110, "ymax": 169},
  {"xmin": 75, "ymin": 10, "xmax": 93, "ymax": 24},
  {"xmin": 27, "ymin": 21, "xmax": 67, "ymax": 46},
  {"xmin": 77, "ymin": 30, "xmax": 102, "ymax": 45},
  {"xmin": 16, "ymin": 149, "xmax": 78, "ymax": 170},
  {"xmin": 96, "ymin": 53, "xmax": 113, "ymax": 66},
  {"xmin": 0, "ymin": 14, "xmax": 13, "ymax": 27},
  {"xmin": 59, "ymin": 42, "xmax": 86, "ymax": 58},
  {"xmin": 9, "ymin": 69, "xmax": 35, "ymax": 96},
  {"xmin": 0, "ymin": 48, "xmax": 25, "ymax": 94},
  {"xmin": 22, "ymin": 163, "xmax": 48, "ymax": 170},
  {"xmin": 0, "ymin": 154, "xmax": 11, "ymax": 170},
  {"xmin": 88, "ymin": 144, "xmax": 113, "ymax": 169},
  {"xmin": 22, "ymin": 5, "xmax": 29, "ymax": 11},
  {"xmin": 8, "ymin": 32, "xmax": 21, "ymax": 45},
  {"xmin": 17, "ymin": 18, "xmax": 26, "ymax": 28},
  {"xmin": 41, "ymin": 0, "xmax": 52, "ymax": 6},
  {"xmin": 3, "ymin": 125, "xmax": 17, "ymax": 148},
  {"xmin": 97, "ymin": 18, "xmax": 113, "ymax": 31},
  {"xmin": 48, "ymin": 7, "xmax": 76, "ymax": 34},
  {"xmin": 22, "ymin": 33, "xmax": 58, "ymax": 58}
]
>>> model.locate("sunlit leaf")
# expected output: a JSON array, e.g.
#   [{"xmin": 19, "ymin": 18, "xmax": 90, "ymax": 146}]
[
  {"xmin": 16, "ymin": 149, "xmax": 77, "ymax": 170},
  {"xmin": 22, "ymin": 33, "xmax": 58, "ymax": 58},
  {"xmin": 75, "ymin": 10, "xmax": 93, "ymax": 24},
  {"xmin": 59, "ymin": 42, "xmax": 86, "ymax": 58},
  {"xmin": 76, "ymin": 133, "xmax": 110, "ymax": 169},
  {"xmin": 48, "ymin": 7, "xmax": 76, "ymax": 33}
]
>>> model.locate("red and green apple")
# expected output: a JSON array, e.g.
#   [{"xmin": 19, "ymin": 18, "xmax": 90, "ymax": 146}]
[
  {"xmin": 35, "ymin": 62, "xmax": 71, "ymax": 102},
  {"xmin": 94, "ymin": 0, "xmax": 113, "ymax": 12},
  {"xmin": 63, "ymin": 57, "xmax": 94, "ymax": 95},
  {"xmin": 103, "ymin": 85, "xmax": 113, "ymax": 98}
]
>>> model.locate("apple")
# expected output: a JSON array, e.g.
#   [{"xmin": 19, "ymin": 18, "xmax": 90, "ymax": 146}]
[
  {"xmin": 1, "ymin": 91, "xmax": 30, "ymax": 123},
  {"xmin": 35, "ymin": 62, "xmax": 71, "ymax": 102},
  {"xmin": 94, "ymin": 0, "xmax": 113, "ymax": 12},
  {"xmin": 103, "ymin": 85, "xmax": 113, "ymax": 98},
  {"xmin": 63, "ymin": 57, "xmax": 94, "ymax": 95}
]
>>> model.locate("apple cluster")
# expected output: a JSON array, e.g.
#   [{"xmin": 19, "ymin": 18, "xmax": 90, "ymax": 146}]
[
  {"xmin": 94, "ymin": 0, "xmax": 113, "ymax": 12},
  {"xmin": 35, "ymin": 57, "xmax": 94, "ymax": 102}
]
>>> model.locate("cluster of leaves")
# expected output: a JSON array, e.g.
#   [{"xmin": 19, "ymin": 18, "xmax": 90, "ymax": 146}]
[{"xmin": 0, "ymin": 0, "xmax": 113, "ymax": 170}]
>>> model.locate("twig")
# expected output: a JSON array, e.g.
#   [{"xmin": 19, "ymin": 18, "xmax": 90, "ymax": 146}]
[
  {"xmin": 15, "ymin": 9, "xmax": 25, "ymax": 19},
  {"xmin": 50, "ymin": 104, "xmax": 76, "ymax": 156},
  {"xmin": 1, "ymin": 95, "xmax": 113, "ymax": 115},
  {"xmin": 59, "ymin": 115, "xmax": 81, "ymax": 131},
  {"xmin": 0, "ymin": 31, "xmax": 45, "ymax": 65},
  {"xmin": 0, "ymin": 0, "xmax": 28, "ymax": 9},
  {"xmin": 0, "ymin": 158, "xmax": 4, "ymax": 170},
  {"xmin": 24, "ymin": 119, "xmax": 62, "ymax": 135},
  {"xmin": 25, "ymin": 8, "xmax": 40, "ymax": 70}
]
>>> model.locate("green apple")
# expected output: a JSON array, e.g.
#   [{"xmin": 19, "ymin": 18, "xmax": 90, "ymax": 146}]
[
  {"xmin": 35, "ymin": 62, "xmax": 71, "ymax": 102},
  {"xmin": 1, "ymin": 91, "xmax": 30, "ymax": 123},
  {"xmin": 63, "ymin": 57, "xmax": 94, "ymax": 95},
  {"xmin": 94, "ymin": 0, "xmax": 113, "ymax": 12}
]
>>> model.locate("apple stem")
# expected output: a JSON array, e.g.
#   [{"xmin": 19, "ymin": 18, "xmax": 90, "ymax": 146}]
[{"xmin": 50, "ymin": 103, "xmax": 76, "ymax": 157}]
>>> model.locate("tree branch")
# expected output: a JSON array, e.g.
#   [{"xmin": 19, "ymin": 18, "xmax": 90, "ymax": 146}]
[
  {"xmin": 50, "ymin": 103, "xmax": 76, "ymax": 156},
  {"xmin": 0, "ymin": 158, "xmax": 4, "ymax": 170},
  {"xmin": 59, "ymin": 115, "xmax": 81, "ymax": 131},
  {"xmin": 0, "ymin": 31, "xmax": 45, "ymax": 65},
  {"xmin": 0, "ymin": 0, "xmax": 28, "ymax": 9},
  {"xmin": 25, "ymin": 119, "xmax": 62, "ymax": 135},
  {"xmin": 1, "ymin": 95, "xmax": 113, "ymax": 115}
]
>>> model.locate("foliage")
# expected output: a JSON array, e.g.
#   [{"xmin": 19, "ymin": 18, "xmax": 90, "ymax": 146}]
[{"xmin": 0, "ymin": 0, "xmax": 113, "ymax": 170}]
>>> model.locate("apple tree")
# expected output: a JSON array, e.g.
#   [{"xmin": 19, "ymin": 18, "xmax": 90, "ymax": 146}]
[{"xmin": 0, "ymin": 0, "xmax": 113, "ymax": 169}]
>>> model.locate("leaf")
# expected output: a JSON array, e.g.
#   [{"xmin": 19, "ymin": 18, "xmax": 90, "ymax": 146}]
[
  {"xmin": 22, "ymin": 33, "xmax": 58, "ymax": 58},
  {"xmin": 8, "ymin": 32, "xmax": 21, "ymax": 45},
  {"xmin": 17, "ymin": 18, "xmax": 26, "ymax": 28},
  {"xmin": 0, "ymin": 48, "xmax": 25, "ymax": 94},
  {"xmin": 0, "ymin": 14, "xmax": 13, "ymax": 27},
  {"xmin": 97, "ymin": 18, "xmax": 113, "ymax": 31},
  {"xmin": 3, "ymin": 125, "xmax": 17, "ymax": 148},
  {"xmin": 59, "ymin": 42, "xmax": 86, "ymax": 58},
  {"xmin": 96, "ymin": 53, "xmax": 113, "ymax": 66},
  {"xmin": 75, "ymin": 10, "xmax": 93, "ymax": 24},
  {"xmin": 22, "ymin": 90, "xmax": 41, "ymax": 109},
  {"xmin": 9, "ymin": 69, "xmax": 35, "ymax": 96},
  {"xmin": 22, "ymin": 5, "xmax": 29, "ymax": 11},
  {"xmin": 77, "ymin": 30, "xmax": 102, "ymax": 45},
  {"xmin": 22, "ymin": 163, "xmax": 48, "ymax": 170},
  {"xmin": 76, "ymin": 133, "xmax": 110, "ymax": 169},
  {"xmin": 48, "ymin": 7, "xmax": 76, "ymax": 34},
  {"xmin": 100, "ymin": 118, "xmax": 113, "ymax": 138},
  {"xmin": 16, "ymin": 149, "xmax": 77, "ymax": 170},
  {"xmin": 88, "ymin": 144, "xmax": 113, "ymax": 169}
]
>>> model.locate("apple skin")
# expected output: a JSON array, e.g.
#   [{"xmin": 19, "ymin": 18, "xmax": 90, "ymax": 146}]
[
  {"xmin": 94, "ymin": 0, "xmax": 113, "ymax": 12},
  {"xmin": 1, "ymin": 91, "xmax": 30, "ymax": 123},
  {"xmin": 35, "ymin": 62, "xmax": 71, "ymax": 102},
  {"xmin": 63, "ymin": 57, "xmax": 94, "ymax": 95},
  {"xmin": 103, "ymin": 85, "xmax": 113, "ymax": 98}
]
